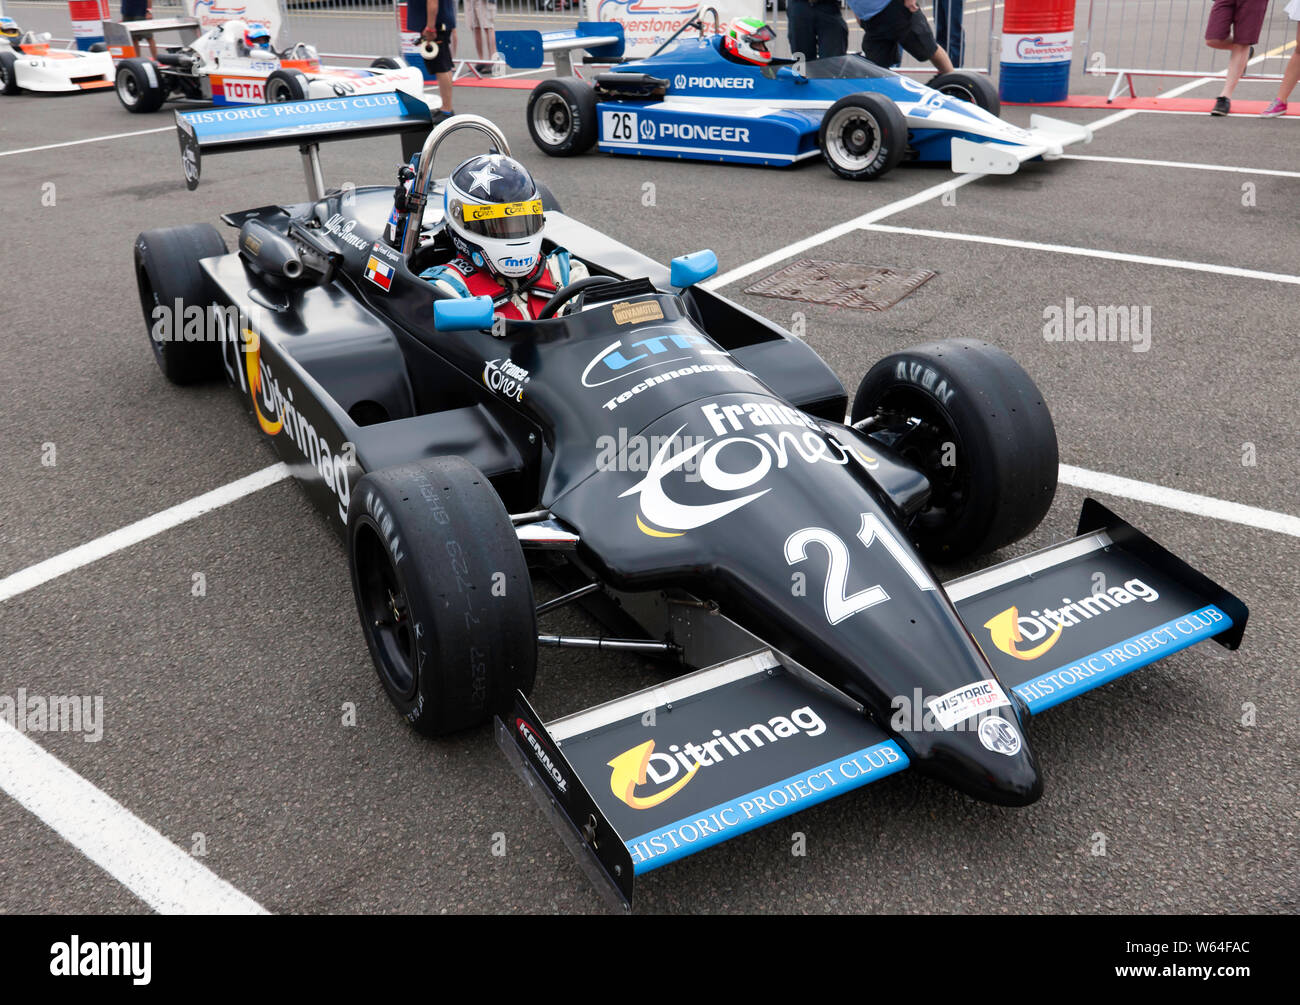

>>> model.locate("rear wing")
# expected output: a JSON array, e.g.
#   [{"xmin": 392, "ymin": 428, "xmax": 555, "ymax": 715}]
[
  {"xmin": 497, "ymin": 21, "xmax": 624, "ymax": 76},
  {"xmin": 102, "ymin": 18, "xmax": 201, "ymax": 59},
  {"xmin": 500, "ymin": 499, "xmax": 1246, "ymax": 910},
  {"xmin": 174, "ymin": 90, "xmax": 432, "ymax": 195}
]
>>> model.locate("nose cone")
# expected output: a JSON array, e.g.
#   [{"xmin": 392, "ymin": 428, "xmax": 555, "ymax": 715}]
[{"xmin": 902, "ymin": 711, "xmax": 1043, "ymax": 806}]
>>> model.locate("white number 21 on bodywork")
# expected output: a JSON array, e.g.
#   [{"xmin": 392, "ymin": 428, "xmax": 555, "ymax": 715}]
[{"xmin": 785, "ymin": 513, "xmax": 935, "ymax": 625}]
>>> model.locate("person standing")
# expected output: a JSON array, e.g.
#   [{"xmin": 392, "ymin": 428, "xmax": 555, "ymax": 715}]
[
  {"xmin": 406, "ymin": 0, "xmax": 456, "ymax": 118},
  {"xmin": 1204, "ymin": 0, "xmax": 1269, "ymax": 115},
  {"xmin": 851, "ymin": 0, "xmax": 954, "ymax": 73},
  {"xmin": 121, "ymin": 0, "xmax": 157, "ymax": 60},
  {"xmin": 1261, "ymin": 0, "xmax": 1299, "ymax": 115},
  {"xmin": 787, "ymin": 0, "xmax": 849, "ymax": 62},
  {"xmin": 466, "ymin": 0, "xmax": 496, "ymax": 74},
  {"xmin": 933, "ymin": 0, "xmax": 963, "ymax": 67}
]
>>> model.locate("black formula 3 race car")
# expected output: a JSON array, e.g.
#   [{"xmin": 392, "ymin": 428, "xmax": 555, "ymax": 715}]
[{"xmin": 137, "ymin": 92, "xmax": 1248, "ymax": 911}]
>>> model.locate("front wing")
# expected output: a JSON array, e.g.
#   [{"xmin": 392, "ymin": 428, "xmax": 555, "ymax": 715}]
[{"xmin": 499, "ymin": 499, "xmax": 1246, "ymax": 910}]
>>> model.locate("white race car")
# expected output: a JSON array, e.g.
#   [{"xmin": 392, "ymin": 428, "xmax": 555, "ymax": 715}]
[
  {"xmin": 104, "ymin": 15, "xmax": 425, "ymax": 113},
  {"xmin": 0, "ymin": 16, "xmax": 114, "ymax": 95}
]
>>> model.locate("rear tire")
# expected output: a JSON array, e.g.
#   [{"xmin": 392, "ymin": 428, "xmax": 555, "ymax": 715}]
[
  {"xmin": 134, "ymin": 224, "xmax": 229, "ymax": 384},
  {"xmin": 927, "ymin": 71, "xmax": 1000, "ymax": 117},
  {"xmin": 0, "ymin": 52, "xmax": 18, "ymax": 95},
  {"xmin": 115, "ymin": 58, "xmax": 165, "ymax": 112},
  {"xmin": 851, "ymin": 339, "xmax": 1057, "ymax": 561},
  {"xmin": 348, "ymin": 457, "xmax": 538, "ymax": 736},
  {"xmin": 526, "ymin": 76, "xmax": 597, "ymax": 157},
  {"xmin": 819, "ymin": 92, "xmax": 907, "ymax": 181},
  {"xmin": 265, "ymin": 68, "xmax": 308, "ymax": 102}
]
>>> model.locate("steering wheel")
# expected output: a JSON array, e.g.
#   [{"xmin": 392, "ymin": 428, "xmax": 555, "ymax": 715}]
[
  {"xmin": 648, "ymin": 6, "xmax": 721, "ymax": 59},
  {"xmin": 536, "ymin": 275, "xmax": 619, "ymax": 320}
]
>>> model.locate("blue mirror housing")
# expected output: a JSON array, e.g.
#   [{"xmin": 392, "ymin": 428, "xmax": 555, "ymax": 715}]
[
  {"xmin": 434, "ymin": 295, "xmax": 494, "ymax": 332},
  {"xmin": 670, "ymin": 249, "xmax": 718, "ymax": 289}
]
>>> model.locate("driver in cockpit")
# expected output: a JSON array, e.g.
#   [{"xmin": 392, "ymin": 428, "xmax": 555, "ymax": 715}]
[{"xmin": 400, "ymin": 153, "xmax": 588, "ymax": 322}]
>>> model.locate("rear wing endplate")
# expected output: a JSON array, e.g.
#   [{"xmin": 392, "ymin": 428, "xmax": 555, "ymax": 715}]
[
  {"xmin": 102, "ymin": 18, "xmax": 201, "ymax": 59},
  {"xmin": 496, "ymin": 21, "xmax": 624, "ymax": 75}
]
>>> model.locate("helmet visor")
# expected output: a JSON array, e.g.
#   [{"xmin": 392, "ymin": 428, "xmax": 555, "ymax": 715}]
[
  {"xmin": 744, "ymin": 24, "xmax": 776, "ymax": 45},
  {"xmin": 449, "ymin": 195, "xmax": 544, "ymax": 240}
]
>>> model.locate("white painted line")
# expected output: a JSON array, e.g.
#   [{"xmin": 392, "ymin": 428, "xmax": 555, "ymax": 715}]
[
  {"xmin": 0, "ymin": 719, "xmax": 269, "ymax": 914},
  {"xmin": 1062, "ymin": 154, "xmax": 1300, "ymax": 178},
  {"xmin": 1060, "ymin": 464, "xmax": 1300, "ymax": 538},
  {"xmin": 863, "ymin": 223, "xmax": 1300, "ymax": 285},
  {"xmin": 703, "ymin": 173, "xmax": 983, "ymax": 291},
  {"xmin": 703, "ymin": 70, "xmax": 1213, "ymax": 294},
  {"xmin": 0, "ymin": 126, "xmax": 172, "ymax": 158},
  {"xmin": 0, "ymin": 463, "xmax": 290, "ymax": 603}
]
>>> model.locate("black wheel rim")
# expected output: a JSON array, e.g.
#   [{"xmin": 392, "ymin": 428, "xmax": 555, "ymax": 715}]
[
  {"xmin": 864, "ymin": 387, "xmax": 971, "ymax": 537},
  {"xmin": 120, "ymin": 73, "xmax": 140, "ymax": 104},
  {"xmin": 355, "ymin": 523, "xmax": 419, "ymax": 701}
]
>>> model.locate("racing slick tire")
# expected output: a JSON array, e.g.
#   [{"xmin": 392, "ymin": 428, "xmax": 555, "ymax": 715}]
[
  {"xmin": 851, "ymin": 339, "xmax": 1058, "ymax": 562},
  {"xmin": 927, "ymin": 71, "xmax": 1000, "ymax": 117},
  {"xmin": 115, "ymin": 58, "xmax": 166, "ymax": 112},
  {"xmin": 526, "ymin": 76, "xmax": 597, "ymax": 157},
  {"xmin": 369, "ymin": 56, "xmax": 404, "ymax": 70},
  {"xmin": 819, "ymin": 92, "xmax": 907, "ymax": 181},
  {"xmin": 133, "ymin": 224, "xmax": 229, "ymax": 384},
  {"xmin": 265, "ymin": 69, "xmax": 308, "ymax": 103},
  {"xmin": 0, "ymin": 52, "xmax": 19, "ymax": 95},
  {"xmin": 347, "ymin": 456, "xmax": 538, "ymax": 737},
  {"xmin": 89, "ymin": 42, "xmax": 107, "ymax": 53}
]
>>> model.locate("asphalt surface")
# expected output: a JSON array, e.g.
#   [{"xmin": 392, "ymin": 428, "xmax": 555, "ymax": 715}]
[{"xmin": 0, "ymin": 14, "xmax": 1297, "ymax": 915}]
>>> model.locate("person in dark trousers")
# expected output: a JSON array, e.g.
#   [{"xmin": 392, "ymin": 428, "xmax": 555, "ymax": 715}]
[
  {"xmin": 406, "ymin": 0, "xmax": 456, "ymax": 118},
  {"xmin": 787, "ymin": 0, "xmax": 849, "ymax": 62},
  {"xmin": 933, "ymin": 0, "xmax": 963, "ymax": 67},
  {"xmin": 121, "ymin": 0, "xmax": 157, "ymax": 59},
  {"xmin": 850, "ymin": 0, "xmax": 953, "ymax": 73}
]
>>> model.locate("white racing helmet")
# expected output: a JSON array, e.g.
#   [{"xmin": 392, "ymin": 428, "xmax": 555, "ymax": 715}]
[{"xmin": 443, "ymin": 154, "xmax": 545, "ymax": 283}]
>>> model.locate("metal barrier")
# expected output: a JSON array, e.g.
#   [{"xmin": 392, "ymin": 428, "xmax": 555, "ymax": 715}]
[{"xmin": 1082, "ymin": 0, "xmax": 1296, "ymax": 99}]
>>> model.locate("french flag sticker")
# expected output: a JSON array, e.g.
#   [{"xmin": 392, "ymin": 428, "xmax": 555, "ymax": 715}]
[{"xmin": 365, "ymin": 256, "xmax": 394, "ymax": 292}]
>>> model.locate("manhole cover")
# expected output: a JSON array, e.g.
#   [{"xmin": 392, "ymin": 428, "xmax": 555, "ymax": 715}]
[{"xmin": 744, "ymin": 259, "xmax": 936, "ymax": 311}]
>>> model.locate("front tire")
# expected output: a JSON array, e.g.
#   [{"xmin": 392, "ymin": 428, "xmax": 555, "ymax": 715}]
[
  {"xmin": 134, "ymin": 224, "xmax": 228, "ymax": 384},
  {"xmin": 115, "ymin": 58, "xmax": 166, "ymax": 112},
  {"xmin": 927, "ymin": 71, "xmax": 1000, "ymax": 116},
  {"xmin": 370, "ymin": 56, "xmax": 404, "ymax": 70},
  {"xmin": 348, "ymin": 457, "xmax": 538, "ymax": 736},
  {"xmin": 819, "ymin": 92, "xmax": 908, "ymax": 181},
  {"xmin": 851, "ymin": 339, "xmax": 1058, "ymax": 561},
  {"xmin": 265, "ymin": 68, "xmax": 308, "ymax": 102},
  {"xmin": 526, "ymin": 76, "xmax": 597, "ymax": 156},
  {"xmin": 0, "ymin": 52, "xmax": 19, "ymax": 95}
]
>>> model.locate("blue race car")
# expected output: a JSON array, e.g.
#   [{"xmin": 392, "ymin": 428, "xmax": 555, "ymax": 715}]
[{"xmin": 519, "ymin": 14, "xmax": 1091, "ymax": 181}]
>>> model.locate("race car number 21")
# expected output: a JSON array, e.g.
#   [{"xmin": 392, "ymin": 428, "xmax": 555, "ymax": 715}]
[
  {"xmin": 786, "ymin": 513, "xmax": 935, "ymax": 625},
  {"xmin": 603, "ymin": 110, "xmax": 639, "ymax": 142}
]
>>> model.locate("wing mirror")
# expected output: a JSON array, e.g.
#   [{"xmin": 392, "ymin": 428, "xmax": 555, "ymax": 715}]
[
  {"xmin": 434, "ymin": 295, "xmax": 494, "ymax": 332},
  {"xmin": 669, "ymin": 249, "xmax": 718, "ymax": 289}
]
